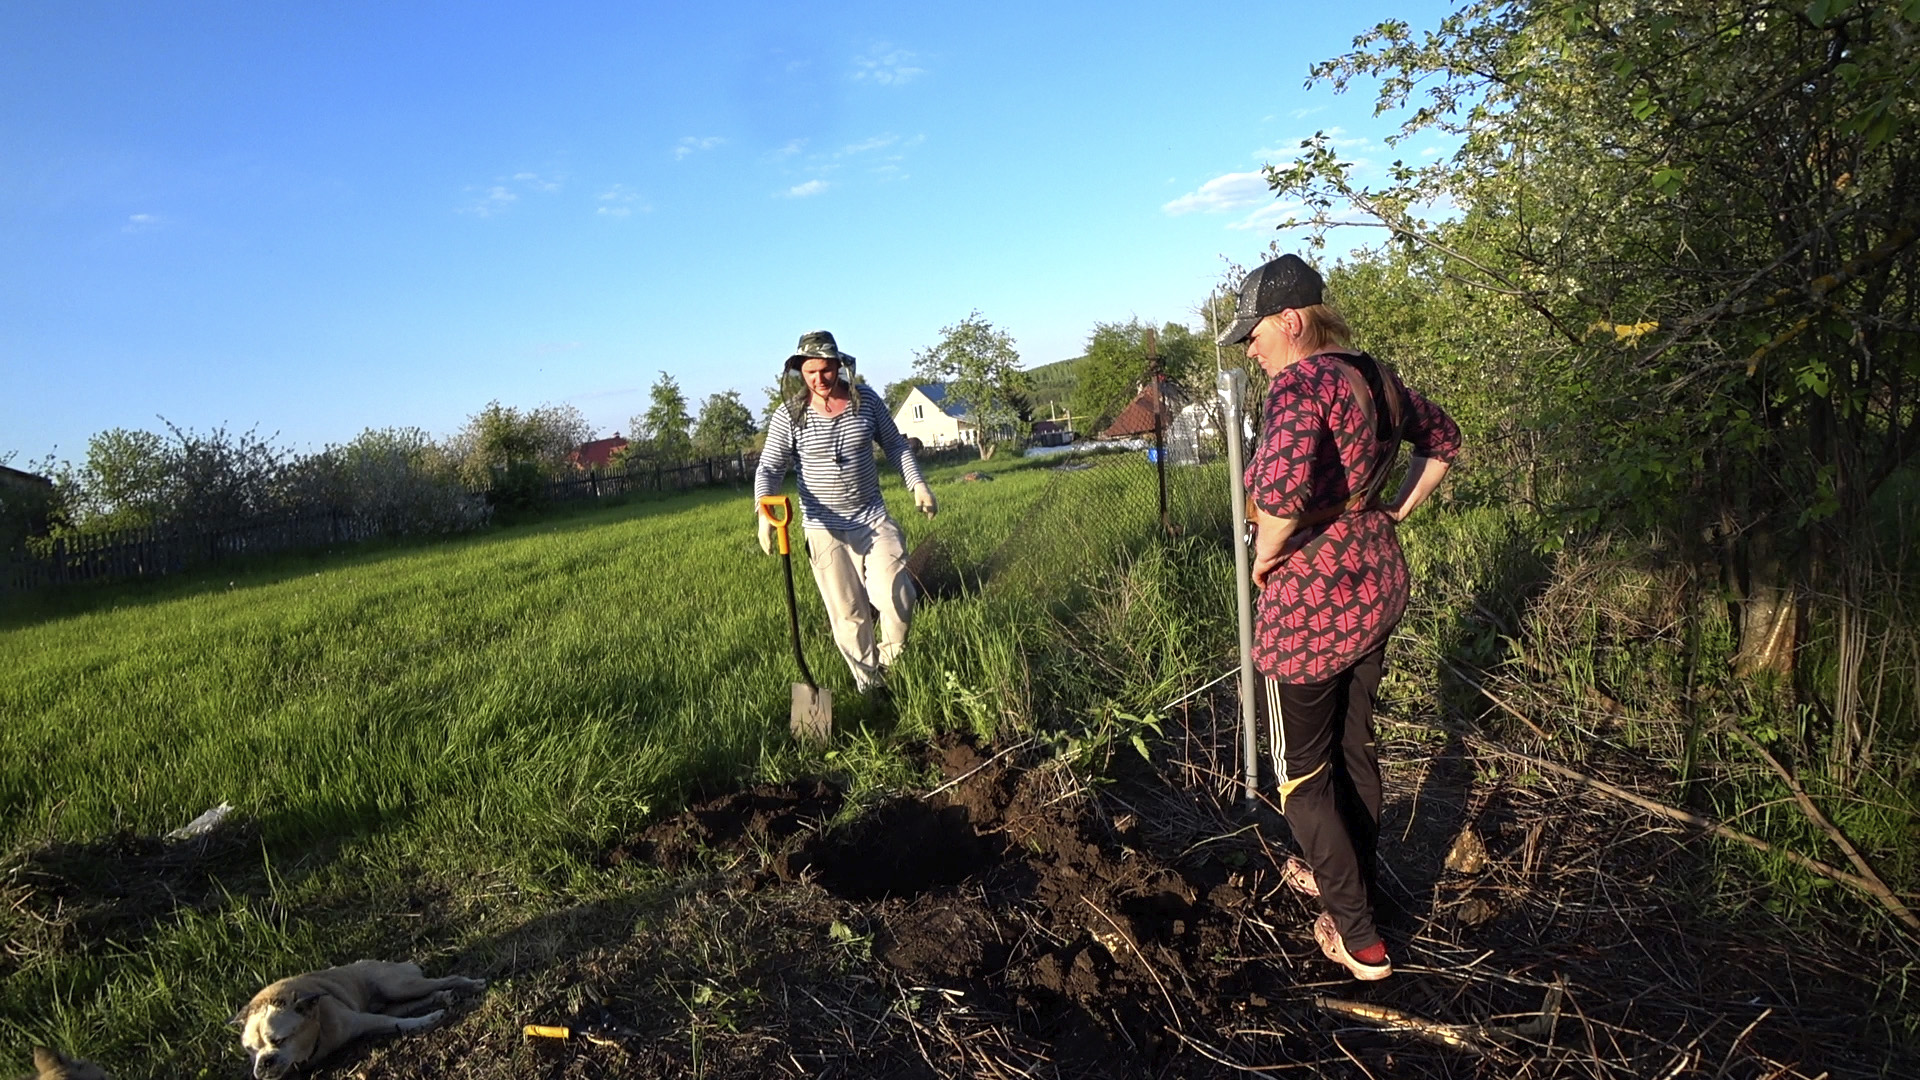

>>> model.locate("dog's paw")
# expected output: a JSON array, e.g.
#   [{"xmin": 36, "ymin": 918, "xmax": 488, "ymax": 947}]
[
  {"xmin": 398, "ymin": 1009, "xmax": 445, "ymax": 1032},
  {"xmin": 456, "ymin": 976, "xmax": 487, "ymax": 993}
]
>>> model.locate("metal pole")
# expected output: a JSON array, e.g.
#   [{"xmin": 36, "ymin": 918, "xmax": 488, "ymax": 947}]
[
  {"xmin": 1154, "ymin": 380, "xmax": 1169, "ymax": 535},
  {"xmin": 1219, "ymin": 367, "xmax": 1259, "ymax": 806}
]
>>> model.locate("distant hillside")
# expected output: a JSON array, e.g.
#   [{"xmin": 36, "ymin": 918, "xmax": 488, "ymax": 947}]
[{"xmin": 1024, "ymin": 357, "xmax": 1080, "ymax": 419}]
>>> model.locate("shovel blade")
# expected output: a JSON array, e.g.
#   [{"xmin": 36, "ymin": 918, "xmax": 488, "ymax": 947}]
[{"xmin": 790, "ymin": 683, "xmax": 833, "ymax": 742}]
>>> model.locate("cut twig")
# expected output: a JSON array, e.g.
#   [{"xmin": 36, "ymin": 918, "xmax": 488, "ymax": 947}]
[
  {"xmin": 1721, "ymin": 725, "xmax": 1920, "ymax": 932},
  {"xmin": 922, "ymin": 738, "xmax": 1034, "ymax": 800},
  {"xmin": 1315, "ymin": 997, "xmax": 1496, "ymax": 1056},
  {"xmin": 1446, "ymin": 684, "xmax": 1913, "ymax": 934},
  {"xmin": 1443, "ymin": 660, "xmax": 1553, "ymax": 741}
]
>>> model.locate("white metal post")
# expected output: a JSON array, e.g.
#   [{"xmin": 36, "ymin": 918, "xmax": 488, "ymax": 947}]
[{"xmin": 1219, "ymin": 368, "xmax": 1259, "ymax": 805}]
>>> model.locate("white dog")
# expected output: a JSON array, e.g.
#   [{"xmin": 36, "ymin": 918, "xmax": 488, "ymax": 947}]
[{"xmin": 230, "ymin": 960, "xmax": 484, "ymax": 1079}]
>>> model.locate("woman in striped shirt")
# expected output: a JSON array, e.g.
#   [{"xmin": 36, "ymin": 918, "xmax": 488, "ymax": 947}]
[{"xmin": 754, "ymin": 330, "xmax": 936, "ymax": 692}]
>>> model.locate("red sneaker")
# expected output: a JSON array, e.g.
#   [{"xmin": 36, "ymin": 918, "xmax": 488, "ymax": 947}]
[{"xmin": 1313, "ymin": 912, "xmax": 1391, "ymax": 980}]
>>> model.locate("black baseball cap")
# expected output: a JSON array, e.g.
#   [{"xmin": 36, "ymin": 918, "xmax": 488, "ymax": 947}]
[{"xmin": 1216, "ymin": 254, "xmax": 1325, "ymax": 345}]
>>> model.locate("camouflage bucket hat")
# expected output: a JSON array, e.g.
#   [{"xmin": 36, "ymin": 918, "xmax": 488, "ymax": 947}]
[{"xmin": 784, "ymin": 329, "xmax": 856, "ymax": 372}]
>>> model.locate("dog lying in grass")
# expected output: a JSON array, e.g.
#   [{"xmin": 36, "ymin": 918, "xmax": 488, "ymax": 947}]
[
  {"xmin": 230, "ymin": 961, "xmax": 484, "ymax": 1079},
  {"xmin": 25, "ymin": 1047, "xmax": 107, "ymax": 1080}
]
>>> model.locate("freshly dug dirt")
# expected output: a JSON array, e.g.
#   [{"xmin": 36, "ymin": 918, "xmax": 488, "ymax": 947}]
[
  {"xmin": 335, "ymin": 713, "xmax": 1913, "ymax": 1080},
  {"xmin": 602, "ymin": 779, "xmax": 843, "ymax": 873}
]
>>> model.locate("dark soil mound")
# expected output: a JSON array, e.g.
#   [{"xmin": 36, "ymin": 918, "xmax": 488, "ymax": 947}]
[
  {"xmin": 359, "ymin": 721, "xmax": 1907, "ymax": 1080},
  {"xmin": 602, "ymin": 778, "xmax": 842, "ymax": 872}
]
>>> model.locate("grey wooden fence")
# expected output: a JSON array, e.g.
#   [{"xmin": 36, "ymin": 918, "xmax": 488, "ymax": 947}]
[
  {"xmin": 2, "ymin": 453, "xmax": 762, "ymax": 596},
  {"xmin": 0, "ymin": 444, "xmax": 974, "ymax": 597}
]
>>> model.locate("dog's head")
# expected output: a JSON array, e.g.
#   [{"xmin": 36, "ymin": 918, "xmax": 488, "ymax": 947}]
[
  {"xmin": 30, "ymin": 1047, "xmax": 109, "ymax": 1080},
  {"xmin": 231, "ymin": 990, "xmax": 326, "ymax": 1080}
]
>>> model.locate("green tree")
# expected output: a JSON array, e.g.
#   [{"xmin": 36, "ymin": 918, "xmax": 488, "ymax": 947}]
[
  {"xmin": 628, "ymin": 371, "xmax": 693, "ymax": 468},
  {"xmin": 691, "ymin": 390, "xmax": 758, "ymax": 459},
  {"xmin": 57, "ymin": 427, "xmax": 173, "ymax": 529},
  {"xmin": 451, "ymin": 401, "xmax": 591, "ymax": 487},
  {"xmin": 913, "ymin": 311, "xmax": 1031, "ymax": 459},
  {"xmin": 882, "ymin": 376, "xmax": 934, "ymax": 413},
  {"xmin": 52, "ymin": 422, "xmax": 297, "ymax": 531},
  {"xmin": 1071, "ymin": 320, "xmax": 1211, "ymax": 434},
  {"xmin": 1275, "ymin": 0, "xmax": 1920, "ymax": 687}
]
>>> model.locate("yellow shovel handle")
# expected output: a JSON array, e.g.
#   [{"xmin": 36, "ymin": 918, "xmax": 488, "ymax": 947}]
[{"xmin": 757, "ymin": 495, "xmax": 794, "ymax": 555}]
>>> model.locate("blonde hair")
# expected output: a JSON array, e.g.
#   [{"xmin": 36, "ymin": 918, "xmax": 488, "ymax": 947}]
[{"xmin": 1293, "ymin": 303, "xmax": 1352, "ymax": 354}]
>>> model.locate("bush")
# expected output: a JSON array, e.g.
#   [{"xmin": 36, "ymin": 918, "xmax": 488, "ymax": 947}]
[
  {"xmin": 485, "ymin": 461, "xmax": 551, "ymax": 520},
  {"xmin": 289, "ymin": 428, "xmax": 487, "ymax": 536}
]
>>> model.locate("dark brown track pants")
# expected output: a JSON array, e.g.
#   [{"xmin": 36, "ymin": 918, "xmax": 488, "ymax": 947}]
[{"xmin": 1260, "ymin": 642, "xmax": 1387, "ymax": 952}]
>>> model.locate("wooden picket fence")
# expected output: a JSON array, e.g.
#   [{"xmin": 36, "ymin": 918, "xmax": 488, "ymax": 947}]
[
  {"xmin": 2, "ymin": 512, "xmax": 386, "ymax": 595},
  {"xmin": 544, "ymin": 451, "xmax": 760, "ymax": 502}
]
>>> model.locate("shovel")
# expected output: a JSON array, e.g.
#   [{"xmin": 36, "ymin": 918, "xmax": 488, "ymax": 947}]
[{"xmin": 758, "ymin": 495, "xmax": 833, "ymax": 742}]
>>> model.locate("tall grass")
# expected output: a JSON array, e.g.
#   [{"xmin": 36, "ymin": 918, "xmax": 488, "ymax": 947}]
[{"xmin": 0, "ymin": 450, "xmax": 1233, "ymax": 1076}]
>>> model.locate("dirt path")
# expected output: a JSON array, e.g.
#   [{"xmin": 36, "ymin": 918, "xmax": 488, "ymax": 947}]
[{"xmin": 340, "ymin": 705, "xmax": 1910, "ymax": 1080}]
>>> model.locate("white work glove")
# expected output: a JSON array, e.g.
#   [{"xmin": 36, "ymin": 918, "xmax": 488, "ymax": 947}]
[
  {"xmin": 756, "ymin": 511, "xmax": 778, "ymax": 555},
  {"xmin": 913, "ymin": 482, "xmax": 937, "ymax": 518}
]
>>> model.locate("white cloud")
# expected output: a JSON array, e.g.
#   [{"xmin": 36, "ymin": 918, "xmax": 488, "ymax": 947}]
[
  {"xmin": 458, "ymin": 186, "xmax": 519, "ymax": 217},
  {"xmin": 853, "ymin": 44, "xmax": 924, "ymax": 85},
  {"xmin": 122, "ymin": 212, "xmax": 164, "ymax": 233},
  {"xmin": 773, "ymin": 139, "xmax": 807, "ymax": 157},
  {"xmin": 840, "ymin": 134, "xmax": 898, "ymax": 155},
  {"xmin": 783, "ymin": 180, "xmax": 829, "ymax": 198},
  {"xmin": 1291, "ymin": 105, "xmax": 1326, "ymax": 119},
  {"xmin": 1162, "ymin": 171, "xmax": 1270, "ymax": 216},
  {"xmin": 674, "ymin": 136, "xmax": 725, "ymax": 160},
  {"xmin": 1227, "ymin": 199, "xmax": 1306, "ymax": 232},
  {"xmin": 1254, "ymin": 127, "xmax": 1375, "ymax": 164},
  {"xmin": 513, "ymin": 171, "xmax": 562, "ymax": 192},
  {"xmin": 1324, "ymin": 127, "xmax": 1373, "ymax": 150},
  {"xmin": 457, "ymin": 171, "xmax": 565, "ymax": 216},
  {"xmin": 596, "ymin": 184, "xmax": 650, "ymax": 217}
]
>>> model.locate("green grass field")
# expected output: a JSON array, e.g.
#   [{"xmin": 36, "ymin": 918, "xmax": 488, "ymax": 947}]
[{"xmin": 0, "ymin": 450, "xmax": 1231, "ymax": 1076}]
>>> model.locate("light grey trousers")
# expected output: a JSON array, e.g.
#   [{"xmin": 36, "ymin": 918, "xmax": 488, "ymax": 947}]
[{"xmin": 805, "ymin": 517, "xmax": 915, "ymax": 689}]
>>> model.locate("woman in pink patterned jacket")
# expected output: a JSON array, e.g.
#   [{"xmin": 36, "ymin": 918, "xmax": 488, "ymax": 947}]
[{"xmin": 1217, "ymin": 254, "xmax": 1461, "ymax": 981}]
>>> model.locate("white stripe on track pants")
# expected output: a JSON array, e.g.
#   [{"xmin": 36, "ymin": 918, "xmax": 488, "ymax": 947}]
[{"xmin": 805, "ymin": 517, "xmax": 914, "ymax": 690}]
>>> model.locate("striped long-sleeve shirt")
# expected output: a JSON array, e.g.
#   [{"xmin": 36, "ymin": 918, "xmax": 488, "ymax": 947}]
[{"xmin": 754, "ymin": 383, "xmax": 927, "ymax": 531}]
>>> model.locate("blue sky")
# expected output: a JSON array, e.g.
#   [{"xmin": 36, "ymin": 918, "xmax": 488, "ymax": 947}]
[{"xmin": 1, "ymin": 0, "xmax": 1454, "ymax": 464}]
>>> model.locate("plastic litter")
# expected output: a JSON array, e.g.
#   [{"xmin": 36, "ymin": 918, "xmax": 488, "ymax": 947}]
[{"xmin": 166, "ymin": 802, "xmax": 233, "ymax": 841}]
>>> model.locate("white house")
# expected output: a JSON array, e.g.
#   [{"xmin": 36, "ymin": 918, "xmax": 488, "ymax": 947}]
[{"xmin": 893, "ymin": 384, "xmax": 977, "ymax": 448}]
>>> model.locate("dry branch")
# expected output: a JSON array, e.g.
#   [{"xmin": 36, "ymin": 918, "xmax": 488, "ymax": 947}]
[
  {"xmin": 1450, "ymin": 681, "xmax": 1917, "ymax": 935},
  {"xmin": 1720, "ymin": 725, "xmax": 1920, "ymax": 932},
  {"xmin": 1315, "ymin": 997, "xmax": 1496, "ymax": 1055}
]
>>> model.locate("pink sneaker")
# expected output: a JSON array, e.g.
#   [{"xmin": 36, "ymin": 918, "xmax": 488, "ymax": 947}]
[
  {"xmin": 1281, "ymin": 856, "xmax": 1320, "ymax": 898},
  {"xmin": 1313, "ymin": 912, "xmax": 1391, "ymax": 980}
]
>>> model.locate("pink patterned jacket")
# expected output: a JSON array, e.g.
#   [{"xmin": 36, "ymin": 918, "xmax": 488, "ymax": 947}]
[{"xmin": 1246, "ymin": 352, "xmax": 1461, "ymax": 683}]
